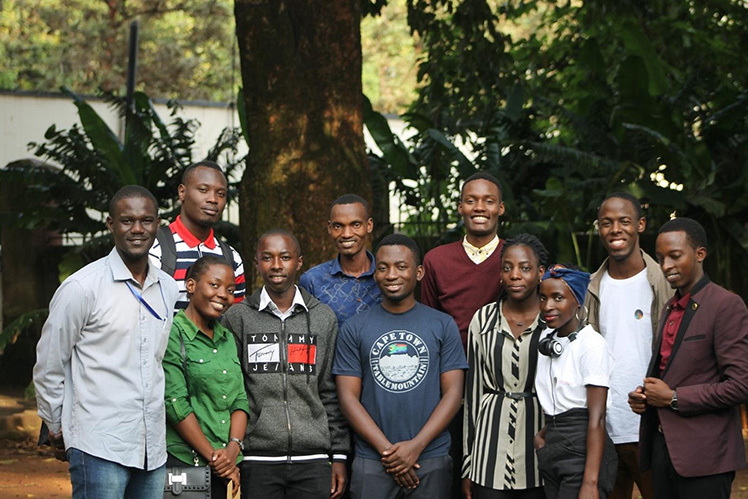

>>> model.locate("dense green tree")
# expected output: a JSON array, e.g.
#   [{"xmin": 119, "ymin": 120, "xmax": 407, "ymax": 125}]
[
  {"xmin": 368, "ymin": 0, "xmax": 747, "ymax": 294},
  {"xmin": 0, "ymin": 0, "xmax": 238, "ymax": 101},
  {"xmin": 361, "ymin": 0, "xmax": 419, "ymax": 114}
]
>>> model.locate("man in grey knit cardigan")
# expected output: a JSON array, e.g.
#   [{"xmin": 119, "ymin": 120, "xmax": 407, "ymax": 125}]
[{"xmin": 222, "ymin": 229, "xmax": 349, "ymax": 499}]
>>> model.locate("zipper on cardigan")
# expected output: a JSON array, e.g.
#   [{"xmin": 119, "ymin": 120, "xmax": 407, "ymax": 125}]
[{"xmin": 280, "ymin": 319, "xmax": 293, "ymax": 463}]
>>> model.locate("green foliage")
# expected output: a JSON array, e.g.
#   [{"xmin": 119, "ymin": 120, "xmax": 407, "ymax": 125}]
[
  {"xmin": 0, "ymin": 88, "xmax": 245, "ymax": 359},
  {"xmin": 367, "ymin": 0, "xmax": 747, "ymax": 293},
  {"xmin": 0, "ymin": 309, "xmax": 48, "ymax": 354},
  {"xmin": 0, "ymin": 0, "xmax": 238, "ymax": 101},
  {"xmin": 0, "ymin": 87, "xmax": 243, "ymax": 246},
  {"xmin": 361, "ymin": 0, "xmax": 419, "ymax": 114}
]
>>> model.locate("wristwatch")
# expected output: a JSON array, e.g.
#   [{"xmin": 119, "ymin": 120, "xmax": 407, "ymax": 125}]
[
  {"xmin": 229, "ymin": 437, "xmax": 245, "ymax": 451},
  {"xmin": 669, "ymin": 390, "xmax": 678, "ymax": 411}
]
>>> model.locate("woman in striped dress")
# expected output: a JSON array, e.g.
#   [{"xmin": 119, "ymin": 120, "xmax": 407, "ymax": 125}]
[{"xmin": 462, "ymin": 234, "xmax": 548, "ymax": 499}]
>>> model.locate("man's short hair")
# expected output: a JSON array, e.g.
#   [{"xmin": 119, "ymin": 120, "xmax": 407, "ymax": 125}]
[
  {"xmin": 181, "ymin": 160, "xmax": 226, "ymax": 184},
  {"xmin": 257, "ymin": 228, "xmax": 302, "ymax": 256},
  {"xmin": 330, "ymin": 194, "xmax": 370, "ymax": 218},
  {"xmin": 658, "ymin": 217, "xmax": 708, "ymax": 250},
  {"xmin": 376, "ymin": 234, "xmax": 421, "ymax": 266},
  {"xmin": 599, "ymin": 192, "xmax": 643, "ymax": 219},
  {"xmin": 108, "ymin": 185, "xmax": 158, "ymax": 217},
  {"xmin": 460, "ymin": 172, "xmax": 503, "ymax": 199}
]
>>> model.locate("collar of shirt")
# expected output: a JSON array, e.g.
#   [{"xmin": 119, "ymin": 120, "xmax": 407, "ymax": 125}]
[
  {"xmin": 173, "ymin": 215, "xmax": 217, "ymax": 249},
  {"xmin": 108, "ymin": 247, "xmax": 162, "ymax": 290},
  {"xmin": 172, "ymin": 309, "xmax": 229, "ymax": 343},
  {"xmin": 497, "ymin": 300, "xmax": 540, "ymax": 338},
  {"xmin": 672, "ymin": 290, "xmax": 691, "ymax": 311},
  {"xmin": 462, "ymin": 235, "xmax": 500, "ymax": 264},
  {"xmin": 330, "ymin": 250, "xmax": 376, "ymax": 277},
  {"xmin": 259, "ymin": 285, "xmax": 308, "ymax": 320}
]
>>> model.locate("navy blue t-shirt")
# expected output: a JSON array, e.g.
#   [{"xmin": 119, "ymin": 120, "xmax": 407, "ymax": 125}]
[{"xmin": 333, "ymin": 302, "xmax": 468, "ymax": 460}]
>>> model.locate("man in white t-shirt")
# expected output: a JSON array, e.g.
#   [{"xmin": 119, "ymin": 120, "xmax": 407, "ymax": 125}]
[{"xmin": 584, "ymin": 193, "xmax": 673, "ymax": 499}]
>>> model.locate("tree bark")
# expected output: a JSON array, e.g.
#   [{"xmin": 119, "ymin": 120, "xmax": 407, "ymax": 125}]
[{"xmin": 235, "ymin": 0, "xmax": 371, "ymax": 290}]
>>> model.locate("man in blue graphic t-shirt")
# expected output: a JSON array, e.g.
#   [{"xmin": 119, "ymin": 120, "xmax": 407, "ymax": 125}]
[{"xmin": 334, "ymin": 234, "xmax": 467, "ymax": 499}]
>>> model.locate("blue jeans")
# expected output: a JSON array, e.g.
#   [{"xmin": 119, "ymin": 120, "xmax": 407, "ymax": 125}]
[{"xmin": 67, "ymin": 448, "xmax": 166, "ymax": 499}]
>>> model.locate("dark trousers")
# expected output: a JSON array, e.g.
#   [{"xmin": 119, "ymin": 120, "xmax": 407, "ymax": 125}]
[
  {"xmin": 535, "ymin": 409, "xmax": 617, "ymax": 499},
  {"xmin": 650, "ymin": 431, "xmax": 734, "ymax": 499},
  {"xmin": 473, "ymin": 483, "xmax": 546, "ymax": 499},
  {"xmin": 241, "ymin": 460, "xmax": 331, "ymax": 499},
  {"xmin": 166, "ymin": 454, "xmax": 228, "ymax": 498},
  {"xmin": 609, "ymin": 443, "xmax": 653, "ymax": 499},
  {"xmin": 350, "ymin": 455, "xmax": 452, "ymax": 499}
]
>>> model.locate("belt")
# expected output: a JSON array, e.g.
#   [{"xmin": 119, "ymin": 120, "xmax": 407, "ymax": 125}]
[{"xmin": 486, "ymin": 390, "xmax": 535, "ymax": 400}]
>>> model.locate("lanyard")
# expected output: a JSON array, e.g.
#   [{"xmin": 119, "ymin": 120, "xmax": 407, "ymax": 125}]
[{"xmin": 125, "ymin": 281, "xmax": 168, "ymax": 328}]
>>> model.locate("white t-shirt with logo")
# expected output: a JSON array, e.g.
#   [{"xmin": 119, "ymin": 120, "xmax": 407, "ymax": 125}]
[
  {"xmin": 535, "ymin": 325, "xmax": 613, "ymax": 416},
  {"xmin": 599, "ymin": 268, "xmax": 653, "ymax": 444}
]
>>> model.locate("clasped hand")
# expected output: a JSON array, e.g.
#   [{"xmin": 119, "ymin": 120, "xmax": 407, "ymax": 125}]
[
  {"xmin": 211, "ymin": 446, "xmax": 239, "ymax": 478},
  {"xmin": 381, "ymin": 440, "xmax": 422, "ymax": 490},
  {"xmin": 628, "ymin": 378, "xmax": 675, "ymax": 414}
]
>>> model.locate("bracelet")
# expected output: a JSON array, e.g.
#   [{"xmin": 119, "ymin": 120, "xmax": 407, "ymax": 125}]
[{"xmin": 229, "ymin": 437, "xmax": 244, "ymax": 451}]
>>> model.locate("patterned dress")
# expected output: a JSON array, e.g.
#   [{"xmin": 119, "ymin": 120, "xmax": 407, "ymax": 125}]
[{"xmin": 462, "ymin": 300, "xmax": 545, "ymax": 490}]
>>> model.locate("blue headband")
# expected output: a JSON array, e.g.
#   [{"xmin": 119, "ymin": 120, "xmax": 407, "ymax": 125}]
[{"xmin": 541, "ymin": 264, "xmax": 591, "ymax": 307}]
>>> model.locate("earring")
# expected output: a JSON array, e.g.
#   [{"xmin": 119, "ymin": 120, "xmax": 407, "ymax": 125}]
[{"xmin": 574, "ymin": 305, "xmax": 589, "ymax": 324}]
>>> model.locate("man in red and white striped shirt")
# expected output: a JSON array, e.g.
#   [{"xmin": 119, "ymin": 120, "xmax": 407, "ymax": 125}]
[{"xmin": 150, "ymin": 161, "xmax": 245, "ymax": 310}]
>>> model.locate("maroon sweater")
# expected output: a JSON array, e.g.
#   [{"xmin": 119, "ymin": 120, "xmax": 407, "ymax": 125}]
[{"xmin": 420, "ymin": 239, "xmax": 504, "ymax": 349}]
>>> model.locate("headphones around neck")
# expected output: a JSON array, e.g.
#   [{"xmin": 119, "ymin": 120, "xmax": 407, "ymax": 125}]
[{"xmin": 538, "ymin": 322, "xmax": 583, "ymax": 358}]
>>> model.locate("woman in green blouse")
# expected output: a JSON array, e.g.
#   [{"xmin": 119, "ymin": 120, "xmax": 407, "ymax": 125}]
[{"xmin": 164, "ymin": 255, "xmax": 249, "ymax": 496}]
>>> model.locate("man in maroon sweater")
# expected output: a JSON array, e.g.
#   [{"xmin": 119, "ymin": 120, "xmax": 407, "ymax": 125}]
[
  {"xmin": 421, "ymin": 172, "xmax": 505, "ymax": 349},
  {"xmin": 420, "ymin": 172, "xmax": 505, "ymax": 497}
]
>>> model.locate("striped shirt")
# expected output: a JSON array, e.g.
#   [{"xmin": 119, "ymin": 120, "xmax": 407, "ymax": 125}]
[
  {"xmin": 463, "ymin": 300, "xmax": 544, "ymax": 490},
  {"xmin": 149, "ymin": 215, "xmax": 246, "ymax": 310}
]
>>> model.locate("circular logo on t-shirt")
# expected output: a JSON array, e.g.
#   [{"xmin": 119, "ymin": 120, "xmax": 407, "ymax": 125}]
[
  {"xmin": 369, "ymin": 330, "xmax": 430, "ymax": 393},
  {"xmin": 634, "ymin": 309, "xmax": 644, "ymax": 320}
]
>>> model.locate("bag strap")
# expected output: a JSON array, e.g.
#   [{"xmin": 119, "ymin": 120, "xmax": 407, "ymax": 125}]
[
  {"xmin": 157, "ymin": 225, "xmax": 178, "ymax": 277},
  {"xmin": 217, "ymin": 238, "xmax": 235, "ymax": 270},
  {"xmin": 177, "ymin": 329, "xmax": 200, "ymax": 467}
]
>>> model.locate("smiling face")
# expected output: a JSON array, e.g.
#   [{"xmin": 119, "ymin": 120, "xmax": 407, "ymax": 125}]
[
  {"xmin": 186, "ymin": 263, "xmax": 236, "ymax": 321},
  {"xmin": 374, "ymin": 244, "xmax": 423, "ymax": 310},
  {"xmin": 328, "ymin": 202, "xmax": 373, "ymax": 257},
  {"xmin": 178, "ymin": 166, "xmax": 228, "ymax": 229},
  {"xmin": 107, "ymin": 196, "xmax": 159, "ymax": 263},
  {"xmin": 501, "ymin": 244, "xmax": 544, "ymax": 303},
  {"xmin": 458, "ymin": 179, "xmax": 505, "ymax": 241},
  {"xmin": 598, "ymin": 197, "xmax": 645, "ymax": 261},
  {"xmin": 255, "ymin": 234, "xmax": 303, "ymax": 298},
  {"xmin": 539, "ymin": 278, "xmax": 580, "ymax": 336},
  {"xmin": 655, "ymin": 230, "xmax": 706, "ymax": 295}
]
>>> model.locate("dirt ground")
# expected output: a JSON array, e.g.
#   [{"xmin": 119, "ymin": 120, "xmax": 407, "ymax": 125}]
[
  {"xmin": 0, "ymin": 438, "xmax": 71, "ymax": 498},
  {"xmin": 0, "ymin": 437, "xmax": 747, "ymax": 499}
]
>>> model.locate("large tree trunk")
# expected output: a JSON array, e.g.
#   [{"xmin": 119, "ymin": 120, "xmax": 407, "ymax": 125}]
[{"xmin": 235, "ymin": 0, "xmax": 371, "ymax": 290}]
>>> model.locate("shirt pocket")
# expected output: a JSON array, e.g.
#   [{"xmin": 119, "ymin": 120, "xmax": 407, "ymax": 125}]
[{"xmin": 186, "ymin": 356, "xmax": 219, "ymax": 397}]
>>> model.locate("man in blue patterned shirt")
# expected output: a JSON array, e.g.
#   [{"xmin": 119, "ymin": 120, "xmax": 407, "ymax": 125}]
[{"xmin": 299, "ymin": 194, "xmax": 381, "ymax": 329}]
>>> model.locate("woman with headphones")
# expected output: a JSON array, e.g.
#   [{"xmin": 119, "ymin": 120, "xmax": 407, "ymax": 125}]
[{"xmin": 534, "ymin": 264, "xmax": 617, "ymax": 499}]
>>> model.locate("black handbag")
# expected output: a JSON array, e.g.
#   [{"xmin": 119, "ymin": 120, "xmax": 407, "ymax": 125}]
[
  {"xmin": 164, "ymin": 464, "xmax": 211, "ymax": 497},
  {"xmin": 164, "ymin": 330, "xmax": 212, "ymax": 498}
]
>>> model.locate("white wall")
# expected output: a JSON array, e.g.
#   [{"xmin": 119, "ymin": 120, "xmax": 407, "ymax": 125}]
[
  {"xmin": 0, "ymin": 90, "xmax": 409, "ymax": 227},
  {"xmin": 0, "ymin": 91, "xmax": 245, "ymax": 168}
]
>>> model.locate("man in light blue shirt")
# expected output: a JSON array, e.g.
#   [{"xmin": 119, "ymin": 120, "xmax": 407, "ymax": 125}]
[
  {"xmin": 299, "ymin": 194, "xmax": 381, "ymax": 329},
  {"xmin": 34, "ymin": 185, "xmax": 179, "ymax": 499}
]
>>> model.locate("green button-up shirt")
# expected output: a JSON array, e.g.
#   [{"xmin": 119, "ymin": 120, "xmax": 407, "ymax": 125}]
[{"xmin": 164, "ymin": 310, "xmax": 249, "ymax": 466}]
